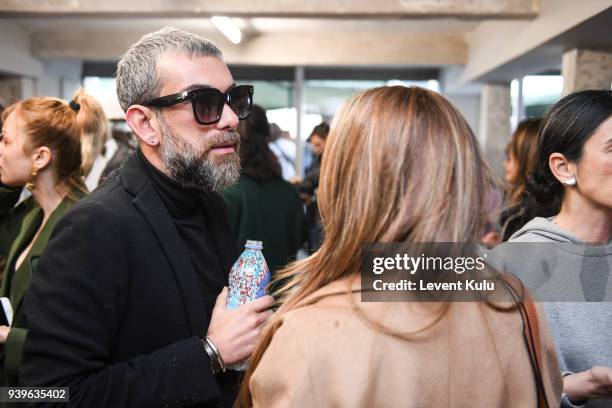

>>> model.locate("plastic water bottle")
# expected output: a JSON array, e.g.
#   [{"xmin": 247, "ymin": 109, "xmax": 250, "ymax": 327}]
[{"xmin": 226, "ymin": 240, "xmax": 270, "ymax": 370}]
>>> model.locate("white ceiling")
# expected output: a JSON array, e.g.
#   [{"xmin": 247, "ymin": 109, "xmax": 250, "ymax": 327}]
[{"xmin": 11, "ymin": 17, "xmax": 480, "ymax": 35}]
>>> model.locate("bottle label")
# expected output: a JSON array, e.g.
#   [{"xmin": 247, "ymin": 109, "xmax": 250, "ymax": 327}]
[{"xmin": 227, "ymin": 248, "xmax": 270, "ymax": 310}]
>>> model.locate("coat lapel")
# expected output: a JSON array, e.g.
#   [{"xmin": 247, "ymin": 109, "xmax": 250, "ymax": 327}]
[
  {"xmin": 121, "ymin": 153, "xmax": 208, "ymax": 336},
  {"xmin": 0, "ymin": 207, "xmax": 41, "ymax": 302},
  {"xmin": 5, "ymin": 187, "xmax": 86, "ymax": 315}
]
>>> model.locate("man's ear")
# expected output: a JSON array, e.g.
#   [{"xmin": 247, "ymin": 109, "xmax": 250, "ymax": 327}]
[
  {"xmin": 125, "ymin": 105, "xmax": 160, "ymax": 147},
  {"xmin": 31, "ymin": 146, "xmax": 52, "ymax": 172},
  {"xmin": 549, "ymin": 152, "xmax": 576, "ymax": 184}
]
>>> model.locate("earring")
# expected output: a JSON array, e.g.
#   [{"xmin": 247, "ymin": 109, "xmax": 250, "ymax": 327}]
[
  {"xmin": 25, "ymin": 166, "xmax": 38, "ymax": 191},
  {"xmin": 149, "ymin": 138, "xmax": 157, "ymax": 145},
  {"xmin": 563, "ymin": 177, "xmax": 576, "ymax": 187}
]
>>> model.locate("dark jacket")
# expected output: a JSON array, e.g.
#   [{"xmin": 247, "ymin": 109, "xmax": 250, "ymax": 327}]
[
  {"xmin": 0, "ymin": 186, "xmax": 33, "ymax": 275},
  {"xmin": 0, "ymin": 184, "xmax": 85, "ymax": 386},
  {"xmin": 298, "ymin": 156, "xmax": 320, "ymax": 197},
  {"xmin": 21, "ymin": 152, "xmax": 240, "ymax": 407},
  {"xmin": 223, "ymin": 176, "xmax": 303, "ymax": 273}
]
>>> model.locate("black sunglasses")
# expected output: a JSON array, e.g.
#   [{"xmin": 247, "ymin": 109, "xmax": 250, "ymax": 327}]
[{"xmin": 144, "ymin": 85, "xmax": 254, "ymax": 125}]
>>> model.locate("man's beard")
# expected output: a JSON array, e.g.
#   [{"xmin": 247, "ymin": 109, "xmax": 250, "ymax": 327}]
[{"xmin": 157, "ymin": 115, "xmax": 241, "ymax": 192}]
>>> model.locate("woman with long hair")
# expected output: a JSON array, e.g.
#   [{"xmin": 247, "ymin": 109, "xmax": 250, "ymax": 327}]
[
  {"xmin": 223, "ymin": 104, "xmax": 303, "ymax": 274},
  {"xmin": 0, "ymin": 89, "xmax": 102, "ymax": 385},
  {"xmin": 493, "ymin": 90, "xmax": 612, "ymax": 407},
  {"xmin": 499, "ymin": 118, "xmax": 543, "ymax": 241},
  {"xmin": 238, "ymin": 86, "xmax": 562, "ymax": 407}
]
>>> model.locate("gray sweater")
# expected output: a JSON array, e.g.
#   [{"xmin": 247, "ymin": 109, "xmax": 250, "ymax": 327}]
[{"xmin": 490, "ymin": 217, "xmax": 612, "ymax": 408}]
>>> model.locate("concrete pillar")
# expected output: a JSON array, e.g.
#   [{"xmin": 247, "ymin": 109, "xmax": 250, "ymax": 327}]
[
  {"xmin": 62, "ymin": 80, "xmax": 82, "ymax": 100},
  {"xmin": 37, "ymin": 76, "xmax": 62, "ymax": 99},
  {"xmin": 294, "ymin": 66, "xmax": 305, "ymax": 178},
  {"xmin": 478, "ymin": 82, "xmax": 512, "ymax": 178},
  {"xmin": 0, "ymin": 77, "xmax": 36, "ymax": 107},
  {"xmin": 562, "ymin": 48, "xmax": 612, "ymax": 96},
  {"xmin": 0, "ymin": 79, "xmax": 22, "ymax": 107},
  {"xmin": 445, "ymin": 94, "xmax": 481, "ymax": 135}
]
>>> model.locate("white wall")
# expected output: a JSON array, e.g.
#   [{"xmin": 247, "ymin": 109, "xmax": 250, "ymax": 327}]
[
  {"xmin": 0, "ymin": 21, "xmax": 44, "ymax": 78},
  {"xmin": 0, "ymin": 21, "xmax": 83, "ymax": 99}
]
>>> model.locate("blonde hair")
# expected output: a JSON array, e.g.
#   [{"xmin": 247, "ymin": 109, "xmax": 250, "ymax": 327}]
[
  {"xmin": 238, "ymin": 86, "xmax": 496, "ymax": 406},
  {"xmin": 71, "ymin": 88, "xmax": 110, "ymax": 176}
]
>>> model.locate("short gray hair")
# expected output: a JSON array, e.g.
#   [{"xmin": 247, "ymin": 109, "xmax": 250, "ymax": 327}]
[{"xmin": 115, "ymin": 27, "xmax": 223, "ymax": 112}]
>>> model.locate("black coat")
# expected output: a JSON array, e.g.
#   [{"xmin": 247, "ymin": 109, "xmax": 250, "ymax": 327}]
[{"xmin": 21, "ymin": 152, "xmax": 240, "ymax": 407}]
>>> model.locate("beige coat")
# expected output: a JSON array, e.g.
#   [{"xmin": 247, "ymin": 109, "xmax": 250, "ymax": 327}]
[{"xmin": 250, "ymin": 277, "xmax": 562, "ymax": 408}]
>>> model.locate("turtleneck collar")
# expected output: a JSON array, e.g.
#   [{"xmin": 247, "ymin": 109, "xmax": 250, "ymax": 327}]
[{"xmin": 137, "ymin": 148, "xmax": 201, "ymax": 218}]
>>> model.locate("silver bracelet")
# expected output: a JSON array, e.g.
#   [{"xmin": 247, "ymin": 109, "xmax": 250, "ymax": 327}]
[
  {"xmin": 203, "ymin": 336, "xmax": 226, "ymax": 374},
  {"xmin": 201, "ymin": 338, "xmax": 222, "ymax": 374}
]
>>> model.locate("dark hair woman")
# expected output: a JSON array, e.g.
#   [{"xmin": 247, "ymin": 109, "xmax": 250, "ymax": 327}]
[
  {"xmin": 492, "ymin": 90, "xmax": 612, "ymax": 407},
  {"xmin": 499, "ymin": 118, "xmax": 543, "ymax": 241},
  {"xmin": 223, "ymin": 104, "xmax": 304, "ymax": 274}
]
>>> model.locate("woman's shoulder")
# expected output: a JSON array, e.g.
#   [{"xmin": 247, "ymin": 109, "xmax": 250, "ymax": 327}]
[
  {"xmin": 279, "ymin": 278, "xmax": 359, "ymax": 328},
  {"xmin": 293, "ymin": 277, "xmax": 356, "ymax": 306}
]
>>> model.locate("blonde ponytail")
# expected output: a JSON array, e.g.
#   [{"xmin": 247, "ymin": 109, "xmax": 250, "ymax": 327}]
[{"xmin": 71, "ymin": 88, "xmax": 109, "ymax": 176}]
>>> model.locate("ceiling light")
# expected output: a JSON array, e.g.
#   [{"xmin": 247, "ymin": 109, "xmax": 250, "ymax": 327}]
[{"xmin": 211, "ymin": 16, "xmax": 242, "ymax": 45}]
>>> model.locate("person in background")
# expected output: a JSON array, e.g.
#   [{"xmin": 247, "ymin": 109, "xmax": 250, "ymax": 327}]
[
  {"xmin": 499, "ymin": 118, "xmax": 543, "ymax": 241},
  {"xmin": 95, "ymin": 119, "xmax": 138, "ymax": 186},
  {"xmin": 268, "ymin": 123, "xmax": 296, "ymax": 181},
  {"xmin": 491, "ymin": 90, "xmax": 612, "ymax": 408},
  {"xmin": 299, "ymin": 122, "xmax": 329, "ymax": 254},
  {"xmin": 0, "ymin": 90, "xmax": 92, "ymax": 386},
  {"xmin": 223, "ymin": 105, "xmax": 303, "ymax": 277},
  {"xmin": 480, "ymin": 185, "xmax": 504, "ymax": 248},
  {"xmin": 239, "ymin": 86, "xmax": 562, "ymax": 407},
  {"xmin": 299, "ymin": 122, "xmax": 328, "ymax": 196},
  {"xmin": 0, "ymin": 92, "xmax": 107, "ymax": 199},
  {"xmin": 0, "ymin": 102, "xmax": 5, "ymax": 274}
]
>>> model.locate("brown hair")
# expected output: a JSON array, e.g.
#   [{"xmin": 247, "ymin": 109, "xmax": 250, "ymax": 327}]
[
  {"xmin": 237, "ymin": 86, "xmax": 496, "ymax": 406},
  {"xmin": 1, "ymin": 89, "xmax": 107, "ymax": 188},
  {"xmin": 505, "ymin": 118, "xmax": 541, "ymax": 204},
  {"xmin": 237, "ymin": 104, "xmax": 282, "ymax": 181},
  {"xmin": 308, "ymin": 121, "xmax": 330, "ymax": 140}
]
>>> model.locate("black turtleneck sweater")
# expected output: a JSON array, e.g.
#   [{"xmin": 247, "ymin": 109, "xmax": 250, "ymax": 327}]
[{"xmin": 137, "ymin": 150, "xmax": 229, "ymax": 313}]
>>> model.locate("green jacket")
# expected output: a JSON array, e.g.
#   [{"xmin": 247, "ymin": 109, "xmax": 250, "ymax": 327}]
[
  {"xmin": 0, "ymin": 188, "xmax": 34, "ymax": 274},
  {"xmin": 223, "ymin": 176, "xmax": 304, "ymax": 274},
  {"xmin": 0, "ymin": 184, "xmax": 86, "ymax": 381}
]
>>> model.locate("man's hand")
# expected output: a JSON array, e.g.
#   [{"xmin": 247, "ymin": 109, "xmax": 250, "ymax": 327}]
[
  {"xmin": 0, "ymin": 325, "xmax": 10, "ymax": 344},
  {"xmin": 206, "ymin": 287, "xmax": 274, "ymax": 366},
  {"xmin": 564, "ymin": 366, "xmax": 612, "ymax": 403}
]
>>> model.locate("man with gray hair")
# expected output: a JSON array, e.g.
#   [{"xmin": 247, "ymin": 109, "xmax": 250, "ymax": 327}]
[{"xmin": 22, "ymin": 27, "xmax": 273, "ymax": 407}]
